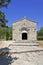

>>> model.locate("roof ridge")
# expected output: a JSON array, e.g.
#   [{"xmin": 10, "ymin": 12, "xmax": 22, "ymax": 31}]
[{"xmin": 12, "ymin": 17, "xmax": 37, "ymax": 24}]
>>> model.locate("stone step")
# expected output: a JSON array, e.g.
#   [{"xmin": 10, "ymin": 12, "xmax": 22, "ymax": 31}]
[
  {"xmin": 7, "ymin": 42, "xmax": 42, "ymax": 53},
  {"xmin": 9, "ymin": 50, "xmax": 43, "ymax": 54},
  {"xmin": 8, "ymin": 42, "xmax": 39, "ymax": 47},
  {"xmin": 14, "ymin": 40, "xmax": 37, "ymax": 43},
  {"xmin": 8, "ymin": 45, "xmax": 43, "ymax": 53}
]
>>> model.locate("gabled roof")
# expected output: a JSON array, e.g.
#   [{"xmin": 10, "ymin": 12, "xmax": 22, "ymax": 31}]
[{"xmin": 12, "ymin": 17, "xmax": 37, "ymax": 24}]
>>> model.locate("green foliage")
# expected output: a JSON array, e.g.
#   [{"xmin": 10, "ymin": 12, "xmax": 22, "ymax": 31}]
[
  {"xmin": 37, "ymin": 27, "xmax": 43, "ymax": 40},
  {"xmin": 0, "ymin": 0, "xmax": 11, "ymax": 8},
  {"xmin": 6, "ymin": 26, "xmax": 12, "ymax": 40},
  {"xmin": 0, "ymin": 26, "xmax": 6, "ymax": 40},
  {"xmin": 0, "ymin": 0, "xmax": 11, "ymax": 26},
  {"xmin": 0, "ymin": 0, "xmax": 11, "ymax": 40},
  {"xmin": 0, "ymin": 11, "xmax": 8, "ymax": 26},
  {"xmin": 0, "ymin": 26, "xmax": 12, "ymax": 40}
]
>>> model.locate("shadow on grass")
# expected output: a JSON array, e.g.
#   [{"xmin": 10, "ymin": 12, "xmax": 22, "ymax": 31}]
[{"xmin": 0, "ymin": 47, "xmax": 18, "ymax": 65}]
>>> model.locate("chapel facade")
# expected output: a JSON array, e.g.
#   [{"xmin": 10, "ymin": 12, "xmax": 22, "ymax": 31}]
[{"xmin": 12, "ymin": 18, "xmax": 37, "ymax": 42}]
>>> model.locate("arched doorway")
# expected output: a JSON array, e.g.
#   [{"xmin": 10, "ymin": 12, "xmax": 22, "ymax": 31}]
[{"xmin": 22, "ymin": 33, "xmax": 27, "ymax": 40}]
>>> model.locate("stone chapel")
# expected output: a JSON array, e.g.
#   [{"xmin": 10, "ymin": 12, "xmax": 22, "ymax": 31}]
[
  {"xmin": 0, "ymin": 18, "xmax": 43, "ymax": 65},
  {"xmin": 12, "ymin": 18, "xmax": 37, "ymax": 42}
]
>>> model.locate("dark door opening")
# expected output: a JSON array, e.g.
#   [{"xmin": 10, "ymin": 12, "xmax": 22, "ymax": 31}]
[{"xmin": 22, "ymin": 33, "xmax": 27, "ymax": 40}]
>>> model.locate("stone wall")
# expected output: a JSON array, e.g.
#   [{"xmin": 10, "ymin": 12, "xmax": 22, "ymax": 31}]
[{"xmin": 12, "ymin": 18, "xmax": 37, "ymax": 42}]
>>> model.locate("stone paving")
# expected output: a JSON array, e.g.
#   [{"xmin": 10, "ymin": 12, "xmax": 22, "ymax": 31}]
[{"xmin": 0, "ymin": 41, "xmax": 43, "ymax": 65}]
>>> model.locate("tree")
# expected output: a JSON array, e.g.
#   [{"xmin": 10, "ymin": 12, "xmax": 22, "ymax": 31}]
[
  {"xmin": 0, "ymin": 11, "xmax": 8, "ymax": 27},
  {"xmin": 0, "ymin": 0, "xmax": 11, "ymax": 40},
  {"xmin": 6, "ymin": 26, "xmax": 12, "ymax": 40},
  {"xmin": 0, "ymin": 0, "xmax": 11, "ymax": 26},
  {"xmin": 0, "ymin": 0, "xmax": 11, "ymax": 8},
  {"xmin": 37, "ymin": 27, "xmax": 43, "ymax": 40}
]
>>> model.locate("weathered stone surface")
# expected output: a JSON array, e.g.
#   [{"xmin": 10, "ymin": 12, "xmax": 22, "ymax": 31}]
[
  {"xmin": 0, "ymin": 41, "xmax": 43, "ymax": 65},
  {"xmin": 11, "ymin": 51, "xmax": 43, "ymax": 65},
  {"xmin": 12, "ymin": 18, "xmax": 37, "ymax": 42}
]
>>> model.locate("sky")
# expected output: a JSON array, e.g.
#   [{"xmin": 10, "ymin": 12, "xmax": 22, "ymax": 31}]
[{"xmin": 0, "ymin": 0, "xmax": 43, "ymax": 30}]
